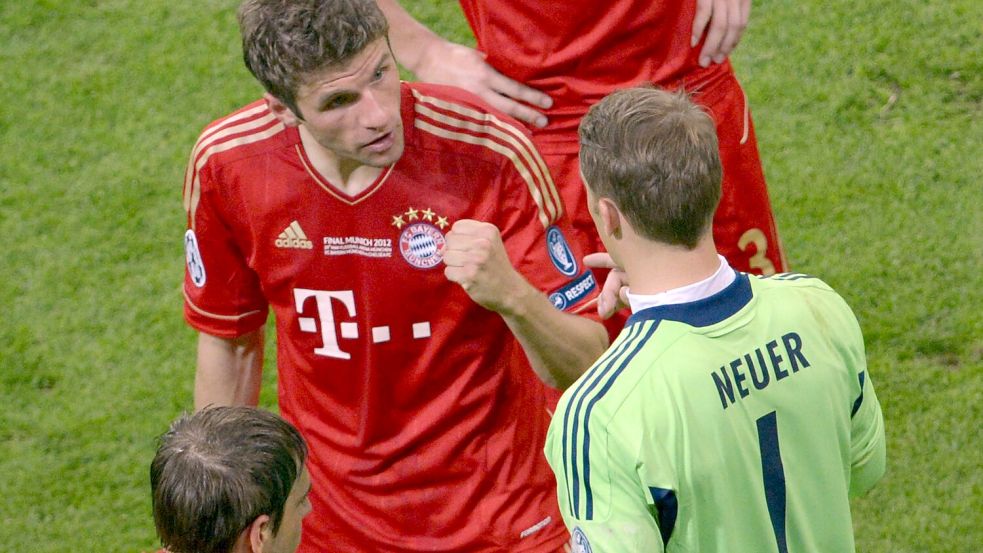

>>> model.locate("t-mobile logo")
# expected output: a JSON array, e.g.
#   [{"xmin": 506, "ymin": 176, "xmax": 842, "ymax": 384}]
[{"xmin": 293, "ymin": 288, "xmax": 431, "ymax": 359}]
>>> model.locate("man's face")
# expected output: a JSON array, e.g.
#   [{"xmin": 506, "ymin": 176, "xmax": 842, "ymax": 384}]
[
  {"xmin": 291, "ymin": 37, "xmax": 404, "ymax": 172},
  {"xmin": 262, "ymin": 465, "xmax": 312, "ymax": 553}
]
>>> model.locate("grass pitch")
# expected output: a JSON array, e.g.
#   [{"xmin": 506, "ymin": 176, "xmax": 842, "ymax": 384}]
[{"xmin": 0, "ymin": 0, "xmax": 979, "ymax": 551}]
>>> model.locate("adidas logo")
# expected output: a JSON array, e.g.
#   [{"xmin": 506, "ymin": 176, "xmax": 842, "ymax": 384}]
[{"xmin": 275, "ymin": 221, "xmax": 314, "ymax": 249}]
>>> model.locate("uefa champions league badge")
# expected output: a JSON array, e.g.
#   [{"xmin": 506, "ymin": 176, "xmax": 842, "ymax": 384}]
[
  {"xmin": 549, "ymin": 291, "xmax": 568, "ymax": 310},
  {"xmin": 546, "ymin": 225, "xmax": 578, "ymax": 276},
  {"xmin": 392, "ymin": 207, "xmax": 451, "ymax": 270},
  {"xmin": 184, "ymin": 229, "xmax": 206, "ymax": 287},
  {"xmin": 571, "ymin": 527, "xmax": 593, "ymax": 553}
]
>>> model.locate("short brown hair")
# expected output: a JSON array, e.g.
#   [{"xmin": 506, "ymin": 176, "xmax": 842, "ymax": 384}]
[
  {"xmin": 578, "ymin": 87, "xmax": 722, "ymax": 248},
  {"xmin": 238, "ymin": 0, "xmax": 389, "ymax": 113},
  {"xmin": 150, "ymin": 406, "xmax": 307, "ymax": 553}
]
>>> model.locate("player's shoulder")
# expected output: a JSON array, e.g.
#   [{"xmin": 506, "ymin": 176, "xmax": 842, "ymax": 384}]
[
  {"xmin": 189, "ymin": 99, "xmax": 294, "ymax": 171},
  {"xmin": 750, "ymin": 271, "xmax": 858, "ymax": 319},
  {"xmin": 750, "ymin": 271, "xmax": 838, "ymax": 294},
  {"xmin": 403, "ymin": 81, "xmax": 536, "ymax": 156}
]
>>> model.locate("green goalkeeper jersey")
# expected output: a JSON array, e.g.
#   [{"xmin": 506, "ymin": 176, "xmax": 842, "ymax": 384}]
[{"xmin": 545, "ymin": 272, "xmax": 885, "ymax": 553}]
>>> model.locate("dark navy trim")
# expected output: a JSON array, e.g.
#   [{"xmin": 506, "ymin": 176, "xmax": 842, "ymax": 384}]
[
  {"xmin": 851, "ymin": 371, "xmax": 866, "ymax": 418},
  {"xmin": 757, "ymin": 411, "xmax": 789, "ymax": 553},
  {"xmin": 626, "ymin": 273, "xmax": 753, "ymax": 328},
  {"xmin": 581, "ymin": 321, "xmax": 660, "ymax": 519},
  {"xmin": 648, "ymin": 487, "xmax": 678, "ymax": 546},
  {"xmin": 563, "ymin": 323, "xmax": 645, "ymax": 518}
]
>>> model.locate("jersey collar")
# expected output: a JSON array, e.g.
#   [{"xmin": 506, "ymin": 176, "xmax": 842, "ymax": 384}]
[{"xmin": 626, "ymin": 272, "xmax": 753, "ymax": 328}]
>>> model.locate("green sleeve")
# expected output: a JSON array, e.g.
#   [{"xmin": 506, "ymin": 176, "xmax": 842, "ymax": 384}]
[{"xmin": 849, "ymin": 369, "xmax": 886, "ymax": 497}]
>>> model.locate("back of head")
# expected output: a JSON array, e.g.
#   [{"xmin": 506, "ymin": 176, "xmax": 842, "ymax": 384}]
[
  {"xmin": 578, "ymin": 87, "xmax": 723, "ymax": 249},
  {"xmin": 150, "ymin": 406, "xmax": 307, "ymax": 553},
  {"xmin": 238, "ymin": 0, "xmax": 390, "ymax": 113}
]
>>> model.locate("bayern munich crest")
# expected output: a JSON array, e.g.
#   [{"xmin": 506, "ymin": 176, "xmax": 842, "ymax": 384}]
[{"xmin": 399, "ymin": 222, "xmax": 446, "ymax": 269}]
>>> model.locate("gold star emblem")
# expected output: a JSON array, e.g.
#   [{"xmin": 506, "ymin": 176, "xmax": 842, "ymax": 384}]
[
  {"xmin": 421, "ymin": 208, "xmax": 435, "ymax": 222},
  {"xmin": 391, "ymin": 214, "xmax": 405, "ymax": 229},
  {"xmin": 436, "ymin": 216, "xmax": 449, "ymax": 230},
  {"xmin": 405, "ymin": 207, "xmax": 420, "ymax": 221}
]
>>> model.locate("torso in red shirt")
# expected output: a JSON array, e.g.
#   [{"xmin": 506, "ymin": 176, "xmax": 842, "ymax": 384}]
[
  {"xmin": 460, "ymin": 0, "xmax": 708, "ymax": 144},
  {"xmin": 182, "ymin": 83, "xmax": 596, "ymax": 552}
]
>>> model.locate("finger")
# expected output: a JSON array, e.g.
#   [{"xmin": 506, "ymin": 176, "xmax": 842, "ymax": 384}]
[
  {"xmin": 699, "ymin": 0, "xmax": 729, "ymax": 66},
  {"xmin": 487, "ymin": 70, "xmax": 553, "ymax": 110},
  {"xmin": 691, "ymin": 0, "xmax": 713, "ymax": 47},
  {"xmin": 444, "ymin": 265, "xmax": 476, "ymax": 287},
  {"xmin": 481, "ymin": 88, "xmax": 549, "ymax": 128},
  {"xmin": 618, "ymin": 286, "xmax": 630, "ymax": 309},
  {"xmin": 718, "ymin": 1, "xmax": 748, "ymax": 59},
  {"xmin": 583, "ymin": 252, "xmax": 619, "ymax": 270},
  {"xmin": 727, "ymin": 0, "xmax": 751, "ymax": 53},
  {"xmin": 449, "ymin": 218, "xmax": 490, "ymax": 234},
  {"xmin": 595, "ymin": 277, "xmax": 623, "ymax": 319},
  {"xmin": 441, "ymin": 249, "xmax": 467, "ymax": 267}
]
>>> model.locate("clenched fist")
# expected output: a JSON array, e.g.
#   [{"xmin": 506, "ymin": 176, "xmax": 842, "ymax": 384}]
[{"xmin": 443, "ymin": 219, "xmax": 524, "ymax": 313}]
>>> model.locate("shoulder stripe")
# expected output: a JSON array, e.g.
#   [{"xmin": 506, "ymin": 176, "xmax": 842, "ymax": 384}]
[
  {"xmin": 199, "ymin": 103, "xmax": 269, "ymax": 148},
  {"xmin": 411, "ymin": 89, "xmax": 562, "ymax": 226},
  {"xmin": 182, "ymin": 104, "xmax": 270, "ymax": 206},
  {"xmin": 183, "ymin": 114, "xmax": 285, "ymax": 229},
  {"xmin": 415, "ymin": 117, "xmax": 553, "ymax": 227},
  {"xmin": 183, "ymin": 288, "xmax": 264, "ymax": 322},
  {"xmin": 561, "ymin": 321, "xmax": 658, "ymax": 519}
]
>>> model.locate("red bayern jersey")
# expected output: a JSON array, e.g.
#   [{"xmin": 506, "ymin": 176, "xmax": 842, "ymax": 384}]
[
  {"xmin": 182, "ymin": 82, "xmax": 597, "ymax": 552},
  {"xmin": 459, "ymin": 0, "xmax": 725, "ymax": 144}
]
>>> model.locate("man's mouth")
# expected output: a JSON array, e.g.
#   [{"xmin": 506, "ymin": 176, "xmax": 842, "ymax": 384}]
[{"xmin": 362, "ymin": 131, "xmax": 394, "ymax": 153}]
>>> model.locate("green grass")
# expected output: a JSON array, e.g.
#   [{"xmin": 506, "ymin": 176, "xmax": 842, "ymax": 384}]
[{"xmin": 0, "ymin": 0, "xmax": 979, "ymax": 551}]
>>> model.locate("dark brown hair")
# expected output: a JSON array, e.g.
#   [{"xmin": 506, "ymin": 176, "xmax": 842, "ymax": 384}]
[
  {"xmin": 579, "ymin": 87, "xmax": 722, "ymax": 248},
  {"xmin": 238, "ymin": 0, "xmax": 389, "ymax": 114},
  {"xmin": 150, "ymin": 406, "xmax": 307, "ymax": 553}
]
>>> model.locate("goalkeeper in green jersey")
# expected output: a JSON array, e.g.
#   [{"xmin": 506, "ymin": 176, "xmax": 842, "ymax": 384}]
[{"xmin": 545, "ymin": 87, "xmax": 886, "ymax": 553}]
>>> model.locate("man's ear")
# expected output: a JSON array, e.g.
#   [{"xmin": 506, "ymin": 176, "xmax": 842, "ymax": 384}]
[
  {"xmin": 264, "ymin": 93, "xmax": 302, "ymax": 128},
  {"xmin": 246, "ymin": 514, "xmax": 273, "ymax": 552},
  {"xmin": 597, "ymin": 197, "xmax": 623, "ymax": 240}
]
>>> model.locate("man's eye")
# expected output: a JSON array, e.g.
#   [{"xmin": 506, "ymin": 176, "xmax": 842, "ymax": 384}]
[{"xmin": 323, "ymin": 94, "xmax": 355, "ymax": 109}]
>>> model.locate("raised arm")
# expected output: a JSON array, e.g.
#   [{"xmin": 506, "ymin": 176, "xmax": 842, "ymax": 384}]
[
  {"xmin": 443, "ymin": 220, "xmax": 608, "ymax": 389},
  {"xmin": 375, "ymin": 0, "xmax": 553, "ymax": 127},
  {"xmin": 194, "ymin": 327, "xmax": 265, "ymax": 409}
]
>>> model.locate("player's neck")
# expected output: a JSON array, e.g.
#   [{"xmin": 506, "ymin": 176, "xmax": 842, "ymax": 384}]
[
  {"xmin": 621, "ymin": 235, "xmax": 721, "ymax": 295},
  {"xmin": 299, "ymin": 127, "xmax": 383, "ymax": 197}
]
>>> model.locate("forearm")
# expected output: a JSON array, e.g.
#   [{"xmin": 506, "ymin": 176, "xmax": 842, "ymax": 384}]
[
  {"xmin": 501, "ymin": 279, "xmax": 609, "ymax": 390},
  {"xmin": 375, "ymin": 0, "xmax": 446, "ymax": 74},
  {"xmin": 194, "ymin": 328, "xmax": 265, "ymax": 409}
]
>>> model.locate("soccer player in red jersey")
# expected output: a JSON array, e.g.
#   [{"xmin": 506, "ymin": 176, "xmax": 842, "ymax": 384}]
[
  {"xmin": 182, "ymin": 1, "xmax": 607, "ymax": 551},
  {"xmin": 379, "ymin": 0, "xmax": 788, "ymax": 322}
]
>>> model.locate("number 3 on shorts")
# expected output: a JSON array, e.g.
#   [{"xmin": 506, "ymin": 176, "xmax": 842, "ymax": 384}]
[{"xmin": 739, "ymin": 228, "xmax": 776, "ymax": 276}]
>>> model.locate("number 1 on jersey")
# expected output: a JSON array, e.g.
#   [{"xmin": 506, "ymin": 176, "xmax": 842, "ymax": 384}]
[{"xmin": 756, "ymin": 411, "xmax": 789, "ymax": 553}]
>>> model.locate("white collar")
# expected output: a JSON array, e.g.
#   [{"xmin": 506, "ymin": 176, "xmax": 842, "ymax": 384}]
[{"xmin": 627, "ymin": 255, "xmax": 736, "ymax": 313}]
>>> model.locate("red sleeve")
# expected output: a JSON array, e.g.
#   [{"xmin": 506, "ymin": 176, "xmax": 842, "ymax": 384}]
[
  {"xmin": 182, "ymin": 144, "xmax": 268, "ymax": 338},
  {"xmin": 485, "ymin": 117, "xmax": 600, "ymax": 315}
]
